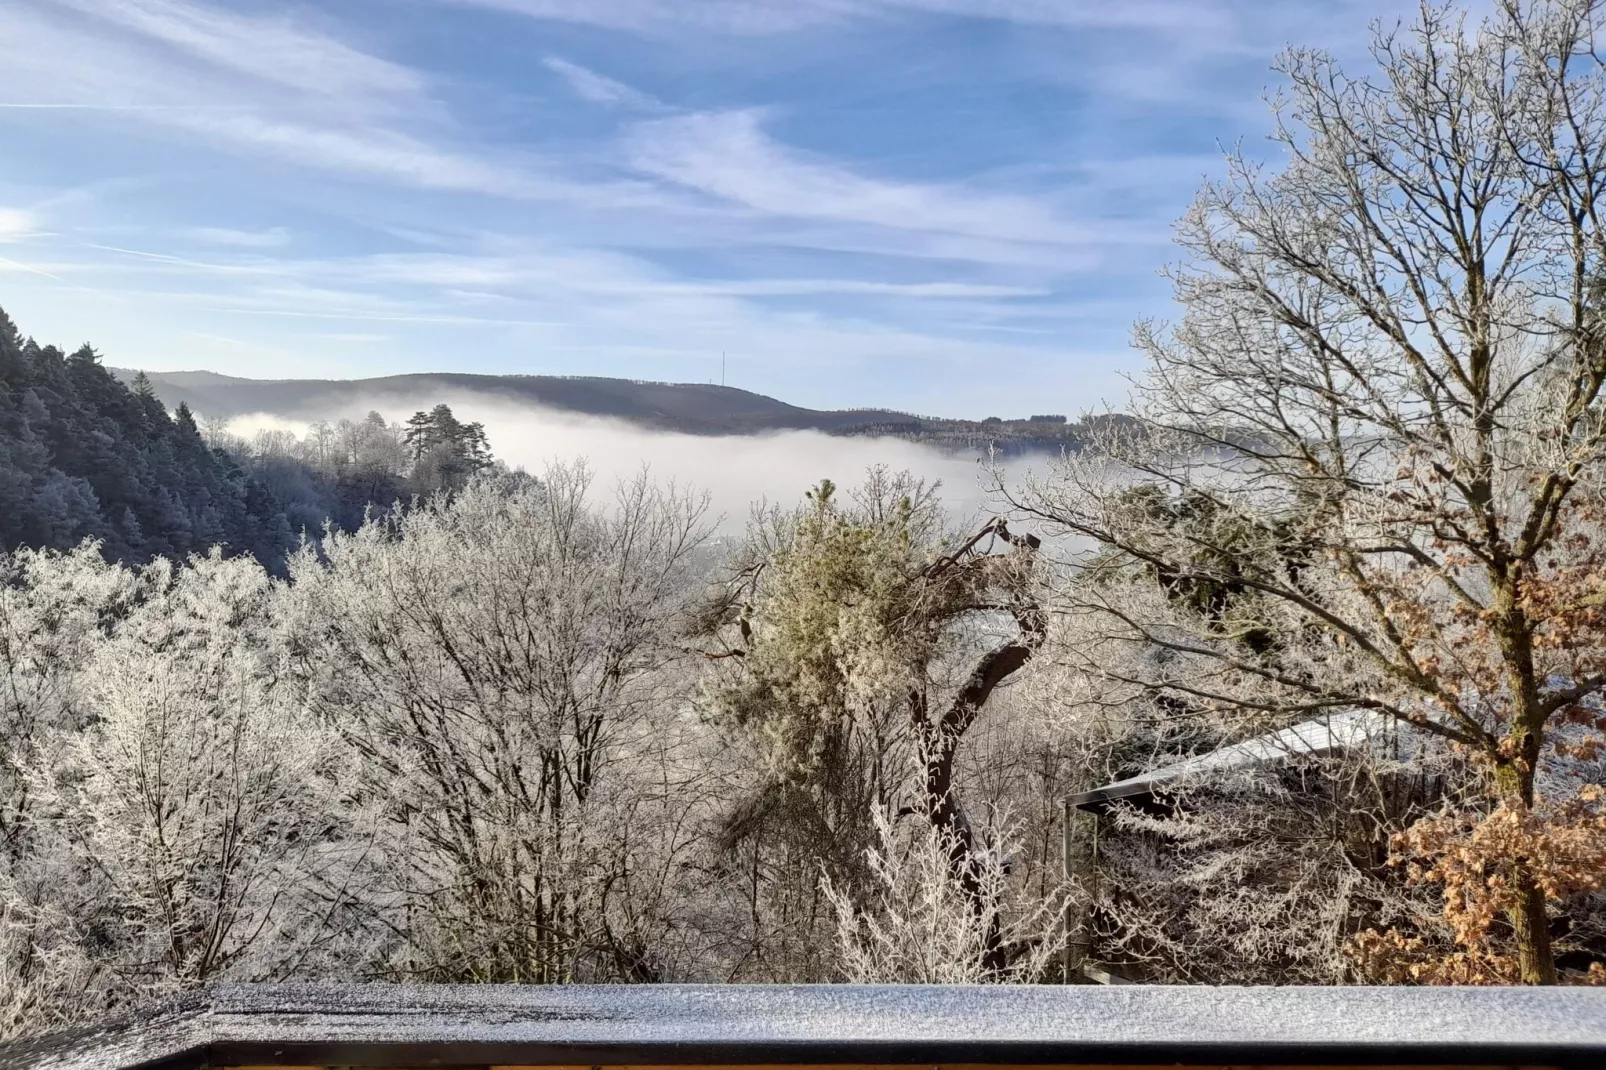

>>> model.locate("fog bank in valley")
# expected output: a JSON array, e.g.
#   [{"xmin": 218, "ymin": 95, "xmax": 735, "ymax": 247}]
[{"xmin": 224, "ymin": 392, "xmax": 1052, "ymax": 528}]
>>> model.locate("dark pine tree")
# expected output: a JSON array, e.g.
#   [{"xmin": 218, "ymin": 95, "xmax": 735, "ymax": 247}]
[{"xmin": 0, "ymin": 305, "xmax": 297, "ymax": 570}]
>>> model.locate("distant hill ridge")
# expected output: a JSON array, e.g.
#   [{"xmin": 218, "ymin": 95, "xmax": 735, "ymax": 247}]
[
  {"xmin": 111, "ymin": 369, "xmax": 921, "ymax": 436},
  {"xmin": 109, "ymin": 368, "xmax": 1114, "ymax": 457}
]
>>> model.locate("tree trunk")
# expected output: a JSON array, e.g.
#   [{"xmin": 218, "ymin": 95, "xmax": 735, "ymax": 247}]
[
  {"xmin": 1491, "ymin": 574, "xmax": 1558, "ymax": 986},
  {"xmin": 913, "ymin": 693, "xmax": 1006, "ymax": 973},
  {"xmin": 1495, "ymin": 756, "xmax": 1556, "ymax": 984},
  {"xmin": 1510, "ymin": 875, "xmax": 1557, "ymax": 985}
]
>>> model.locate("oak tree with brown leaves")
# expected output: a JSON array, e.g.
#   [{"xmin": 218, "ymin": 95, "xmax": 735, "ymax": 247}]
[{"xmin": 1013, "ymin": 0, "xmax": 1606, "ymax": 983}]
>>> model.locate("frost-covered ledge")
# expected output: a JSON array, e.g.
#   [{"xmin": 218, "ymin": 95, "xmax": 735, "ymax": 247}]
[{"xmin": 4, "ymin": 983, "xmax": 1604, "ymax": 1070}]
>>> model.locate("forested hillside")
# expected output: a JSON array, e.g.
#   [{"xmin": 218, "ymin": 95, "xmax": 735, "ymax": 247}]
[
  {"xmin": 0, "ymin": 307, "xmax": 300, "ymax": 568},
  {"xmin": 0, "ymin": 306, "xmax": 498, "ymax": 571}
]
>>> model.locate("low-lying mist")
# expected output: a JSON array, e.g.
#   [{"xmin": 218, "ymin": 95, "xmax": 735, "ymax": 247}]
[{"xmin": 224, "ymin": 391, "xmax": 1057, "ymax": 529}]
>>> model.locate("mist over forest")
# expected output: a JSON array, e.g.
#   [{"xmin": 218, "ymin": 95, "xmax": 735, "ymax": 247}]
[
  {"xmin": 220, "ymin": 397, "xmax": 1027, "ymax": 530},
  {"xmin": 5, "ymin": 0, "xmax": 1606, "ymax": 1048}
]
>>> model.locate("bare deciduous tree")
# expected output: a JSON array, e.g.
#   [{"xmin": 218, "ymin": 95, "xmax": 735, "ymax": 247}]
[
  {"xmin": 1, "ymin": 548, "xmax": 370, "ymax": 1038},
  {"xmin": 286, "ymin": 465, "xmax": 713, "ymax": 982}
]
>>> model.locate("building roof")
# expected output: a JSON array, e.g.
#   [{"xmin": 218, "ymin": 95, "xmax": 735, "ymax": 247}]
[
  {"xmin": 1068, "ymin": 709, "xmax": 1393, "ymax": 812},
  {"xmin": 4, "ymin": 982, "xmax": 1605, "ymax": 1070}
]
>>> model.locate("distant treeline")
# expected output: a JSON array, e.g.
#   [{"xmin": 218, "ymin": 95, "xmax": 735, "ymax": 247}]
[
  {"xmin": 831, "ymin": 412, "xmax": 1135, "ymax": 457},
  {"xmin": 0, "ymin": 305, "xmax": 493, "ymax": 572}
]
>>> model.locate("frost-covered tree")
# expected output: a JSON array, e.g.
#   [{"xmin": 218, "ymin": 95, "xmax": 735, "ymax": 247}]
[
  {"xmin": 0, "ymin": 545, "xmax": 139, "ymax": 870},
  {"xmin": 0, "ymin": 544, "xmax": 140, "ymax": 1037},
  {"xmin": 0, "ymin": 547, "xmax": 370, "ymax": 1038},
  {"xmin": 404, "ymin": 403, "xmax": 491, "ymax": 494},
  {"xmin": 285, "ymin": 466, "xmax": 712, "ymax": 982},
  {"xmin": 39, "ymin": 551, "xmax": 369, "ymax": 989},
  {"xmin": 698, "ymin": 470, "xmax": 1044, "ymax": 977}
]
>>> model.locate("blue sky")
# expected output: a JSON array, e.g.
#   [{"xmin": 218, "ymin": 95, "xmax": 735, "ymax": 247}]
[{"xmin": 0, "ymin": 0, "xmax": 1422, "ymax": 416}]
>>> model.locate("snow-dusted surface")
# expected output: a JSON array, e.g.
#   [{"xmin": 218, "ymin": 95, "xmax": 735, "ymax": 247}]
[{"xmin": 7, "ymin": 983, "xmax": 1606, "ymax": 1069}]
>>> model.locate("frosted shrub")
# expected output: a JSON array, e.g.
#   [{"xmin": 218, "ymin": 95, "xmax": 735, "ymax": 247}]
[{"xmin": 826, "ymin": 805, "xmax": 1064, "ymax": 983}]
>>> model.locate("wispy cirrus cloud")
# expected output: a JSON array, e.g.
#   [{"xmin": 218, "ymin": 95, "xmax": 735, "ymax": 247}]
[
  {"xmin": 873, "ymin": 0, "xmax": 1230, "ymax": 32},
  {"xmin": 627, "ymin": 111, "xmax": 1087, "ymax": 249},
  {"xmin": 65, "ymin": 239, "xmax": 1049, "ymax": 312},
  {"xmin": 444, "ymin": 0, "xmax": 1403, "ymax": 53},
  {"xmin": 444, "ymin": 0, "xmax": 1235, "ymax": 36},
  {"xmin": 291, "ymin": 249, "xmax": 1049, "ymax": 301},
  {"xmin": 0, "ymin": 1, "xmax": 430, "ymax": 156},
  {"xmin": 543, "ymin": 57, "xmax": 663, "ymax": 110},
  {"xmin": 0, "ymin": 0, "xmax": 1192, "ymax": 414},
  {"xmin": 0, "ymin": 1, "xmax": 680, "ymax": 212},
  {"xmin": 183, "ymin": 225, "xmax": 291, "ymax": 248},
  {"xmin": 438, "ymin": 0, "xmax": 844, "ymax": 35},
  {"xmin": 0, "ymin": 0, "xmax": 1430, "ymax": 417},
  {"xmin": 25, "ymin": 232, "xmax": 1079, "ymax": 386},
  {"xmin": 42, "ymin": 0, "xmax": 424, "ymax": 107},
  {"xmin": 167, "ymin": 112, "xmax": 536, "ymax": 196}
]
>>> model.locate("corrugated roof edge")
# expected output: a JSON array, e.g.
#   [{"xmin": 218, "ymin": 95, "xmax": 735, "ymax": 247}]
[{"xmin": 4, "ymin": 983, "xmax": 1606, "ymax": 1070}]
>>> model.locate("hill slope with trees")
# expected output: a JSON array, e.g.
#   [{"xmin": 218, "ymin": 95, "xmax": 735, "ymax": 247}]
[
  {"xmin": 0, "ymin": 306, "xmax": 497, "ymax": 571},
  {"xmin": 0, "ymin": 306, "xmax": 299, "ymax": 569}
]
